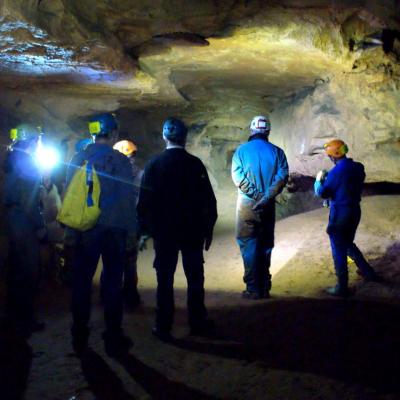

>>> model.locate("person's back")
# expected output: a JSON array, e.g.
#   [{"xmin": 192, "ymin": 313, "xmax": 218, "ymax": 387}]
[
  {"xmin": 138, "ymin": 117, "xmax": 217, "ymax": 341},
  {"xmin": 67, "ymin": 142, "xmax": 136, "ymax": 231},
  {"xmin": 141, "ymin": 148, "xmax": 216, "ymax": 245},
  {"xmin": 233, "ymin": 138, "xmax": 288, "ymax": 201},
  {"xmin": 322, "ymin": 158, "xmax": 365, "ymax": 208},
  {"xmin": 231, "ymin": 116, "xmax": 288, "ymax": 300}
]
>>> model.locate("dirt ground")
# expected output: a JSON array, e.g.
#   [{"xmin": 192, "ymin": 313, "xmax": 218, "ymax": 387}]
[{"xmin": 1, "ymin": 195, "xmax": 400, "ymax": 400}]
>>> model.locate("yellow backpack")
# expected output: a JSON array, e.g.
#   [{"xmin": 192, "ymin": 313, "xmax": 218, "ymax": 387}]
[{"xmin": 57, "ymin": 161, "xmax": 101, "ymax": 231}]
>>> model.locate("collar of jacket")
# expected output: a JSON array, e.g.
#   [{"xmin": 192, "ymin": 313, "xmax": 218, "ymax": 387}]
[{"xmin": 248, "ymin": 133, "xmax": 269, "ymax": 142}]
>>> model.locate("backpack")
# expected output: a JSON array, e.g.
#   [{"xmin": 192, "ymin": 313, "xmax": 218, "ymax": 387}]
[{"xmin": 57, "ymin": 160, "xmax": 101, "ymax": 231}]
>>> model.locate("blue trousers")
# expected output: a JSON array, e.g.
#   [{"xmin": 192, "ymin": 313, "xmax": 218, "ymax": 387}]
[
  {"xmin": 236, "ymin": 197, "xmax": 275, "ymax": 296},
  {"xmin": 153, "ymin": 241, "xmax": 207, "ymax": 332},
  {"xmin": 328, "ymin": 205, "xmax": 375, "ymax": 290},
  {"xmin": 71, "ymin": 225, "xmax": 126, "ymax": 336}
]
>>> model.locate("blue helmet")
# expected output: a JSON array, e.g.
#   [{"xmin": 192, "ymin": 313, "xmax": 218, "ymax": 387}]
[
  {"xmin": 162, "ymin": 118, "xmax": 188, "ymax": 143},
  {"xmin": 10, "ymin": 124, "xmax": 41, "ymax": 142},
  {"xmin": 75, "ymin": 138, "xmax": 93, "ymax": 153},
  {"xmin": 88, "ymin": 113, "xmax": 118, "ymax": 136}
]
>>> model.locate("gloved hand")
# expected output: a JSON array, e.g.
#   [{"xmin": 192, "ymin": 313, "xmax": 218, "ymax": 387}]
[
  {"xmin": 316, "ymin": 169, "xmax": 328, "ymax": 182},
  {"xmin": 314, "ymin": 180, "xmax": 323, "ymax": 196},
  {"xmin": 252, "ymin": 195, "xmax": 270, "ymax": 212},
  {"xmin": 138, "ymin": 235, "xmax": 150, "ymax": 251},
  {"xmin": 204, "ymin": 232, "xmax": 213, "ymax": 251}
]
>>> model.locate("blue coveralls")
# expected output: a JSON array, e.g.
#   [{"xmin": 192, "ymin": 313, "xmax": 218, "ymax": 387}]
[
  {"xmin": 66, "ymin": 143, "xmax": 136, "ymax": 339},
  {"xmin": 232, "ymin": 135, "xmax": 289, "ymax": 296},
  {"xmin": 315, "ymin": 157, "xmax": 376, "ymax": 290},
  {"xmin": 3, "ymin": 149, "xmax": 44, "ymax": 330}
]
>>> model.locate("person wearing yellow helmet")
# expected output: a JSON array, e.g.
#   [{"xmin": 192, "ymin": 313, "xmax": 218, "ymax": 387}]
[
  {"xmin": 112, "ymin": 139, "xmax": 142, "ymax": 308},
  {"xmin": 314, "ymin": 139, "xmax": 382, "ymax": 297},
  {"xmin": 2, "ymin": 124, "xmax": 45, "ymax": 337}
]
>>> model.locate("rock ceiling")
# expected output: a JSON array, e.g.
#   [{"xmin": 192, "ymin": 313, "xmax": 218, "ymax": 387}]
[{"xmin": 0, "ymin": 0, "xmax": 399, "ymax": 182}]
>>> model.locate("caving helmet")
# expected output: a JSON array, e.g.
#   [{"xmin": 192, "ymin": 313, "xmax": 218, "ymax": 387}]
[
  {"xmin": 88, "ymin": 113, "xmax": 118, "ymax": 137},
  {"xmin": 250, "ymin": 116, "xmax": 271, "ymax": 135},
  {"xmin": 324, "ymin": 139, "xmax": 348, "ymax": 159},
  {"xmin": 113, "ymin": 140, "xmax": 137, "ymax": 156},
  {"xmin": 162, "ymin": 118, "xmax": 188, "ymax": 144},
  {"xmin": 9, "ymin": 124, "xmax": 41, "ymax": 143}
]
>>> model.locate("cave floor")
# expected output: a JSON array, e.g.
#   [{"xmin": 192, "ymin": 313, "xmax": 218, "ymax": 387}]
[{"xmin": 1, "ymin": 195, "xmax": 400, "ymax": 400}]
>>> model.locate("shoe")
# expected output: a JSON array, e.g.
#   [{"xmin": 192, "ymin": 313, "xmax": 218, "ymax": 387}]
[
  {"xmin": 152, "ymin": 327, "xmax": 172, "ymax": 342},
  {"xmin": 241, "ymin": 290, "xmax": 261, "ymax": 300},
  {"xmin": 103, "ymin": 332, "xmax": 133, "ymax": 358},
  {"xmin": 71, "ymin": 326, "xmax": 90, "ymax": 355},
  {"xmin": 325, "ymin": 286, "xmax": 349, "ymax": 297},
  {"xmin": 190, "ymin": 319, "xmax": 215, "ymax": 336}
]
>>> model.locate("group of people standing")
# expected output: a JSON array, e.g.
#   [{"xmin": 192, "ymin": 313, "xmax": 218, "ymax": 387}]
[{"xmin": 2, "ymin": 112, "xmax": 381, "ymax": 357}]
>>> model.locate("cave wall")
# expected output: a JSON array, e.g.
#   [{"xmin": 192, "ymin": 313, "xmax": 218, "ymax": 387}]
[{"xmin": 1, "ymin": 0, "xmax": 400, "ymax": 190}]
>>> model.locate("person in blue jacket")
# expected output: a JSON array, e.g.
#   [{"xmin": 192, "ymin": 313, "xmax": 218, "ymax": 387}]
[
  {"xmin": 3, "ymin": 124, "xmax": 46, "ymax": 337},
  {"xmin": 314, "ymin": 139, "xmax": 382, "ymax": 297},
  {"xmin": 65, "ymin": 113, "xmax": 136, "ymax": 356},
  {"xmin": 232, "ymin": 116, "xmax": 289, "ymax": 300}
]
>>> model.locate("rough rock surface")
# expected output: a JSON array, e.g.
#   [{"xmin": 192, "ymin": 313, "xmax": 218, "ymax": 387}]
[{"xmin": 0, "ymin": 0, "xmax": 399, "ymax": 185}]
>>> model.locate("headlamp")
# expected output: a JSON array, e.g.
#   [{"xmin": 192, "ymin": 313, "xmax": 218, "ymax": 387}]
[
  {"xmin": 10, "ymin": 128, "xmax": 18, "ymax": 140},
  {"xmin": 35, "ymin": 137, "xmax": 60, "ymax": 171},
  {"xmin": 89, "ymin": 121, "xmax": 101, "ymax": 135}
]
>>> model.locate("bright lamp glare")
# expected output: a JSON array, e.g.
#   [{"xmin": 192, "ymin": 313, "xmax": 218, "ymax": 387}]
[{"xmin": 35, "ymin": 145, "xmax": 60, "ymax": 170}]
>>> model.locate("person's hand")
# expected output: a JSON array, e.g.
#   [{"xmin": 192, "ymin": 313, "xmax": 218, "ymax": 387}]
[
  {"xmin": 204, "ymin": 232, "xmax": 213, "ymax": 251},
  {"xmin": 139, "ymin": 235, "xmax": 150, "ymax": 251},
  {"xmin": 252, "ymin": 195, "xmax": 270, "ymax": 212}
]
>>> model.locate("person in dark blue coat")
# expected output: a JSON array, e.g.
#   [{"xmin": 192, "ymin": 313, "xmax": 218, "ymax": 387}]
[
  {"xmin": 314, "ymin": 139, "xmax": 382, "ymax": 297},
  {"xmin": 232, "ymin": 116, "xmax": 289, "ymax": 300},
  {"xmin": 137, "ymin": 118, "xmax": 217, "ymax": 341},
  {"xmin": 66, "ymin": 113, "xmax": 136, "ymax": 356},
  {"xmin": 3, "ymin": 124, "xmax": 46, "ymax": 337}
]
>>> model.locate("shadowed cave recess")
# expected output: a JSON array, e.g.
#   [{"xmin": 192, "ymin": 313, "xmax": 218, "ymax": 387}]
[{"xmin": 1, "ymin": 1, "xmax": 400, "ymax": 400}]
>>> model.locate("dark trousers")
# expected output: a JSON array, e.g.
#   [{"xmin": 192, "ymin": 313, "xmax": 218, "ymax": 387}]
[
  {"xmin": 71, "ymin": 225, "xmax": 126, "ymax": 336},
  {"xmin": 153, "ymin": 241, "xmax": 207, "ymax": 332},
  {"xmin": 123, "ymin": 232, "xmax": 140, "ymax": 301},
  {"xmin": 328, "ymin": 205, "xmax": 375, "ymax": 290},
  {"xmin": 236, "ymin": 197, "xmax": 275, "ymax": 296},
  {"xmin": 6, "ymin": 211, "xmax": 40, "ymax": 328}
]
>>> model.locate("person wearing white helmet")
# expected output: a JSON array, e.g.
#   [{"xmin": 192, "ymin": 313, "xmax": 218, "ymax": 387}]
[{"xmin": 232, "ymin": 116, "xmax": 288, "ymax": 300}]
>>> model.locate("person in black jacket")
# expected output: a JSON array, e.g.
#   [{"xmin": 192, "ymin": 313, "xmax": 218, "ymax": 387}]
[{"xmin": 138, "ymin": 118, "xmax": 217, "ymax": 341}]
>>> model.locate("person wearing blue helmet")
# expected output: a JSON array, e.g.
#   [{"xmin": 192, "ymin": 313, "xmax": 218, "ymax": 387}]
[
  {"xmin": 2, "ymin": 124, "xmax": 46, "ymax": 337},
  {"xmin": 232, "ymin": 116, "xmax": 289, "ymax": 300},
  {"xmin": 138, "ymin": 118, "xmax": 217, "ymax": 341},
  {"xmin": 65, "ymin": 112, "xmax": 136, "ymax": 356}
]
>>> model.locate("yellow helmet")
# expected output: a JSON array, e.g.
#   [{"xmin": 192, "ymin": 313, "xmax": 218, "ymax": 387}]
[
  {"xmin": 324, "ymin": 139, "xmax": 348, "ymax": 159},
  {"xmin": 113, "ymin": 140, "xmax": 137, "ymax": 156}
]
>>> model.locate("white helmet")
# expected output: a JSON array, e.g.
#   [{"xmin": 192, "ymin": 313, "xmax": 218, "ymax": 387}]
[{"xmin": 250, "ymin": 116, "xmax": 271, "ymax": 135}]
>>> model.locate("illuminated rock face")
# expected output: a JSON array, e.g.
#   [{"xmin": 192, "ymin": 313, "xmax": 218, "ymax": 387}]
[{"xmin": 0, "ymin": 1, "xmax": 399, "ymax": 183}]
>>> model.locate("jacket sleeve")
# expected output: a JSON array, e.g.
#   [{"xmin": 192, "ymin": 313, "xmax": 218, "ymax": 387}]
[
  {"xmin": 267, "ymin": 148, "xmax": 289, "ymax": 199},
  {"xmin": 318, "ymin": 168, "xmax": 338, "ymax": 199},
  {"xmin": 231, "ymin": 148, "xmax": 262, "ymax": 200},
  {"xmin": 199, "ymin": 163, "xmax": 218, "ymax": 236},
  {"xmin": 137, "ymin": 163, "xmax": 155, "ymax": 237}
]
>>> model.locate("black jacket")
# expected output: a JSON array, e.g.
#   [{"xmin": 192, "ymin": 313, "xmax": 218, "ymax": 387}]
[{"xmin": 138, "ymin": 148, "xmax": 217, "ymax": 245}]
